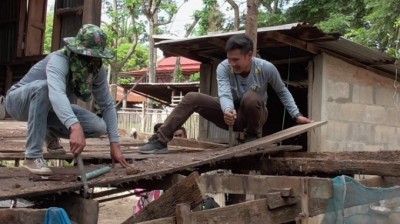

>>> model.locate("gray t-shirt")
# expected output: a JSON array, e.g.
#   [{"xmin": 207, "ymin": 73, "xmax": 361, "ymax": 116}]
[
  {"xmin": 9, "ymin": 50, "xmax": 119, "ymax": 143},
  {"xmin": 216, "ymin": 57, "xmax": 300, "ymax": 118}
]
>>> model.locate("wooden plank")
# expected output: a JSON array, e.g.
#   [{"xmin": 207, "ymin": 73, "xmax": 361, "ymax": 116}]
[
  {"xmin": 0, "ymin": 208, "xmax": 46, "ymax": 224},
  {"xmin": 282, "ymin": 151, "xmax": 400, "ymax": 161},
  {"xmin": 265, "ymin": 31, "xmax": 320, "ymax": 54},
  {"xmin": 123, "ymin": 172, "xmax": 205, "ymax": 223},
  {"xmin": 168, "ymin": 138, "xmax": 227, "ymax": 151},
  {"xmin": 263, "ymin": 157, "xmax": 400, "ymax": 177},
  {"xmin": 199, "ymin": 174, "xmax": 332, "ymax": 199},
  {"xmin": 265, "ymin": 192, "xmax": 298, "ymax": 209},
  {"xmin": 189, "ymin": 198, "xmax": 301, "ymax": 224}
]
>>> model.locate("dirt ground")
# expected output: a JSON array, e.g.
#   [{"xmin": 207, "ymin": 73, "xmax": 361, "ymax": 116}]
[{"xmin": 97, "ymin": 194, "xmax": 137, "ymax": 224}]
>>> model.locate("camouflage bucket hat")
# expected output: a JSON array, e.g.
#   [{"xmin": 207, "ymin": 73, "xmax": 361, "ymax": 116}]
[{"xmin": 63, "ymin": 24, "xmax": 114, "ymax": 59}]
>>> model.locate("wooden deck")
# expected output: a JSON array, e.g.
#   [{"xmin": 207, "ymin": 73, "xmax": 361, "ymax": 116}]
[{"xmin": 0, "ymin": 121, "xmax": 325, "ymax": 201}]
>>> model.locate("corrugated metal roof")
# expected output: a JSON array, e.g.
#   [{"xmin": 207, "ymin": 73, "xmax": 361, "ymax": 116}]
[{"xmin": 155, "ymin": 23, "xmax": 399, "ymax": 79}]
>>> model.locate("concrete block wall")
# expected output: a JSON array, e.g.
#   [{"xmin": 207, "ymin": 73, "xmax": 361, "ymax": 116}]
[{"xmin": 321, "ymin": 54, "xmax": 400, "ymax": 152}]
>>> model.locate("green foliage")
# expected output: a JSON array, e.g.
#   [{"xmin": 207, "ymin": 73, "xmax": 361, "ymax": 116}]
[
  {"xmin": 116, "ymin": 43, "xmax": 149, "ymax": 71},
  {"xmin": 189, "ymin": 72, "xmax": 200, "ymax": 82},
  {"xmin": 44, "ymin": 13, "xmax": 54, "ymax": 54},
  {"xmin": 117, "ymin": 77, "xmax": 135, "ymax": 85},
  {"xmin": 175, "ymin": 67, "xmax": 185, "ymax": 83},
  {"xmin": 195, "ymin": 0, "xmax": 225, "ymax": 35}
]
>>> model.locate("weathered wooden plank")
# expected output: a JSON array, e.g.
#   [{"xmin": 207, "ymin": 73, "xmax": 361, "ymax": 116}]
[
  {"xmin": 123, "ymin": 172, "xmax": 205, "ymax": 223},
  {"xmin": 0, "ymin": 208, "xmax": 46, "ymax": 224},
  {"xmin": 263, "ymin": 157, "xmax": 400, "ymax": 177},
  {"xmin": 282, "ymin": 151, "xmax": 400, "ymax": 162},
  {"xmin": 199, "ymin": 174, "xmax": 332, "ymax": 199},
  {"xmin": 266, "ymin": 192, "xmax": 298, "ymax": 209},
  {"xmin": 189, "ymin": 198, "xmax": 301, "ymax": 224},
  {"xmin": 168, "ymin": 138, "xmax": 227, "ymax": 151}
]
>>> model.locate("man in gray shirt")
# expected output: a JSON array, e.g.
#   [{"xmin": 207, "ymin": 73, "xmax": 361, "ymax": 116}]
[
  {"xmin": 138, "ymin": 34, "xmax": 312, "ymax": 154},
  {"xmin": 5, "ymin": 24, "xmax": 128, "ymax": 175}
]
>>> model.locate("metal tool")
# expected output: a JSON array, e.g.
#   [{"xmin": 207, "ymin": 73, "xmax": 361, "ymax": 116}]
[
  {"xmin": 76, "ymin": 154, "xmax": 90, "ymax": 198},
  {"xmin": 229, "ymin": 125, "xmax": 234, "ymax": 147},
  {"xmin": 77, "ymin": 166, "xmax": 111, "ymax": 182}
]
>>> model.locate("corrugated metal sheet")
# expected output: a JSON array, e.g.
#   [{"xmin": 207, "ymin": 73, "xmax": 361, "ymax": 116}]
[
  {"xmin": 315, "ymin": 37, "xmax": 398, "ymax": 76},
  {"xmin": 156, "ymin": 23, "xmax": 399, "ymax": 78}
]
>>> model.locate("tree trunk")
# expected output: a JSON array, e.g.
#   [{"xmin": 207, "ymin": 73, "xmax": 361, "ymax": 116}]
[
  {"xmin": 227, "ymin": 0, "xmax": 240, "ymax": 30},
  {"xmin": 172, "ymin": 56, "xmax": 181, "ymax": 82},
  {"xmin": 245, "ymin": 0, "xmax": 259, "ymax": 56}
]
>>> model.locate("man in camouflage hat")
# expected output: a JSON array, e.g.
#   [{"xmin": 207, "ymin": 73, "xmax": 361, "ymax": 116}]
[{"xmin": 5, "ymin": 24, "xmax": 129, "ymax": 175}]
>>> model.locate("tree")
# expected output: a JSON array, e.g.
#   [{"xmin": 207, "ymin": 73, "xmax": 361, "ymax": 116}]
[
  {"xmin": 103, "ymin": 0, "xmax": 145, "ymax": 99},
  {"xmin": 246, "ymin": 0, "xmax": 260, "ymax": 55},
  {"xmin": 195, "ymin": 0, "xmax": 225, "ymax": 35},
  {"xmin": 140, "ymin": 0, "xmax": 179, "ymax": 84}
]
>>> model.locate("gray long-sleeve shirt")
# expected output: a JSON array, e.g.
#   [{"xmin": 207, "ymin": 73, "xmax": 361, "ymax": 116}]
[
  {"xmin": 9, "ymin": 51, "xmax": 119, "ymax": 143},
  {"xmin": 216, "ymin": 57, "xmax": 300, "ymax": 118}
]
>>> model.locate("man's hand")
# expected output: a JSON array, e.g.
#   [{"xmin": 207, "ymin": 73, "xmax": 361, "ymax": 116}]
[
  {"xmin": 110, "ymin": 142, "xmax": 129, "ymax": 168},
  {"xmin": 296, "ymin": 115, "xmax": 314, "ymax": 124},
  {"xmin": 224, "ymin": 109, "xmax": 237, "ymax": 126},
  {"xmin": 69, "ymin": 123, "xmax": 86, "ymax": 156}
]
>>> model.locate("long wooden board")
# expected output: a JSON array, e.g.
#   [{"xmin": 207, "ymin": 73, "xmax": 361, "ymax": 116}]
[
  {"xmin": 263, "ymin": 151, "xmax": 400, "ymax": 177},
  {"xmin": 199, "ymin": 174, "xmax": 332, "ymax": 199}
]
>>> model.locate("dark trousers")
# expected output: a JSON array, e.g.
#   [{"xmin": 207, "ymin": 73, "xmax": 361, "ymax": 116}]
[{"xmin": 157, "ymin": 91, "xmax": 268, "ymax": 144}]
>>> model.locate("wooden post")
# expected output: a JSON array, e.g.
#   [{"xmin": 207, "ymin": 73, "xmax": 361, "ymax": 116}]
[
  {"xmin": 176, "ymin": 203, "xmax": 191, "ymax": 224},
  {"xmin": 82, "ymin": 0, "xmax": 101, "ymax": 25}
]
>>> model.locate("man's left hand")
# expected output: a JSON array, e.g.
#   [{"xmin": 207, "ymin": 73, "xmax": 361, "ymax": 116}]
[
  {"xmin": 110, "ymin": 142, "xmax": 129, "ymax": 168},
  {"xmin": 296, "ymin": 115, "xmax": 314, "ymax": 124}
]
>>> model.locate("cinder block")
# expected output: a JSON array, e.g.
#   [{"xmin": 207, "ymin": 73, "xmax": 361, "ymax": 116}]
[
  {"xmin": 327, "ymin": 121, "xmax": 350, "ymax": 141},
  {"xmin": 375, "ymin": 86, "xmax": 398, "ymax": 106},
  {"xmin": 338, "ymin": 103, "xmax": 366, "ymax": 123},
  {"xmin": 374, "ymin": 125, "xmax": 396, "ymax": 144},
  {"xmin": 349, "ymin": 123, "xmax": 374, "ymax": 144},
  {"xmin": 327, "ymin": 80, "xmax": 350, "ymax": 101},
  {"xmin": 352, "ymin": 84, "xmax": 373, "ymax": 104},
  {"xmin": 364, "ymin": 105, "xmax": 386, "ymax": 124}
]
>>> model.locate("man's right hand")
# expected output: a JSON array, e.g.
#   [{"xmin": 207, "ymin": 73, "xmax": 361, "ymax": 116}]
[
  {"xmin": 69, "ymin": 123, "xmax": 86, "ymax": 156},
  {"xmin": 224, "ymin": 109, "xmax": 237, "ymax": 126}
]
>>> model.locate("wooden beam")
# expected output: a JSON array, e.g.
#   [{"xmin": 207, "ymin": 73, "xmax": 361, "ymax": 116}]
[
  {"xmin": 0, "ymin": 209, "xmax": 46, "ymax": 224},
  {"xmin": 265, "ymin": 31, "xmax": 320, "ymax": 54},
  {"xmin": 83, "ymin": 0, "xmax": 101, "ymax": 25},
  {"xmin": 123, "ymin": 172, "xmax": 205, "ymax": 223},
  {"xmin": 158, "ymin": 45, "xmax": 206, "ymax": 62},
  {"xmin": 282, "ymin": 151, "xmax": 400, "ymax": 161},
  {"xmin": 263, "ymin": 151, "xmax": 400, "ymax": 177},
  {"xmin": 207, "ymin": 38, "xmax": 226, "ymax": 48},
  {"xmin": 269, "ymin": 56, "xmax": 312, "ymax": 65},
  {"xmin": 199, "ymin": 174, "xmax": 332, "ymax": 199},
  {"xmin": 189, "ymin": 198, "xmax": 301, "ymax": 224},
  {"xmin": 56, "ymin": 6, "xmax": 83, "ymax": 16}
]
